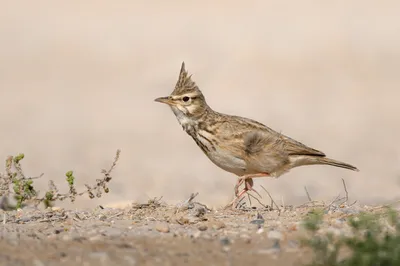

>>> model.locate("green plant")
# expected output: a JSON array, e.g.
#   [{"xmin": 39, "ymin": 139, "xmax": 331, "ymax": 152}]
[
  {"xmin": 301, "ymin": 207, "xmax": 400, "ymax": 266},
  {"xmin": 0, "ymin": 149, "xmax": 121, "ymax": 210}
]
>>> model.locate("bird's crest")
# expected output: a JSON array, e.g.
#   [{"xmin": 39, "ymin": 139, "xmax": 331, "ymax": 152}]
[{"xmin": 172, "ymin": 62, "xmax": 200, "ymax": 96}]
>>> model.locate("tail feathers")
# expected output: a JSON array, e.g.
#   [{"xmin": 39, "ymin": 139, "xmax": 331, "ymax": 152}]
[
  {"xmin": 316, "ymin": 157, "xmax": 359, "ymax": 171},
  {"xmin": 292, "ymin": 156, "xmax": 359, "ymax": 172}
]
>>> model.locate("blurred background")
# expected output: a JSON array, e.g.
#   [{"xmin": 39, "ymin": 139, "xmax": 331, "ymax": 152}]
[{"xmin": 0, "ymin": 1, "xmax": 399, "ymax": 209}]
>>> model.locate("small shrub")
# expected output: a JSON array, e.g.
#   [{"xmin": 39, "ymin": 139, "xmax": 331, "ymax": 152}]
[
  {"xmin": 0, "ymin": 149, "xmax": 121, "ymax": 210},
  {"xmin": 302, "ymin": 207, "xmax": 400, "ymax": 266}
]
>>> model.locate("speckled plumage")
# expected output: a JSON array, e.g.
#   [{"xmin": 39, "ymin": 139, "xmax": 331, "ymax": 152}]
[{"xmin": 155, "ymin": 62, "xmax": 358, "ymax": 205}]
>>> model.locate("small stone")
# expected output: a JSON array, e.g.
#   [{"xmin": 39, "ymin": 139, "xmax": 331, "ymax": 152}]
[
  {"xmin": 19, "ymin": 216, "xmax": 32, "ymax": 223},
  {"xmin": 220, "ymin": 237, "xmax": 231, "ymax": 246},
  {"xmin": 176, "ymin": 216, "xmax": 189, "ymax": 225},
  {"xmin": 191, "ymin": 231, "xmax": 201, "ymax": 239},
  {"xmin": 155, "ymin": 223, "xmax": 170, "ymax": 233},
  {"xmin": 211, "ymin": 221, "xmax": 226, "ymax": 230},
  {"xmin": 256, "ymin": 228, "xmax": 264, "ymax": 234},
  {"xmin": 89, "ymin": 235, "xmax": 103, "ymax": 242},
  {"xmin": 103, "ymin": 228, "xmax": 122, "ymax": 238},
  {"xmin": 198, "ymin": 224, "xmax": 208, "ymax": 231},
  {"xmin": 220, "ymin": 237, "xmax": 231, "ymax": 252},
  {"xmin": 99, "ymin": 215, "xmax": 107, "ymax": 221},
  {"xmin": 62, "ymin": 234, "xmax": 72, "ymax": 241},
  {"xmin": 51, "ymin": 207, "xmax": 62, "ymax": 212},
  {"xmin": 33, "ymin": 259, "xmax": 45, "ymax": 266},
  {"xmin": 47, "ymin": 234, "xmax": 58, "ymax": 241},
  {"xmin": 89, "ymin": 251, "xmax": 109, "ymax": 263},
  {"xmin": 63, "ymin": 231, "xmax": 82, "ymax": 241},
  {"xmin": 239, "ymin": 234, "xmax": 251, "ymax": 243},
  {"xmin": 191, "ymin": 206, "xmax": 206, "ymax": 217},
  {"xmin": 267, "ymin": 230, "xmax": 283, "ymax": 241}
]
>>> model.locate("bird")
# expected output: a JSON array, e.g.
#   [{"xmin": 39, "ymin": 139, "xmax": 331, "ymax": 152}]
[{"xmin": 155, "ymin": 62, "xmax": 359, "ymax": 207}]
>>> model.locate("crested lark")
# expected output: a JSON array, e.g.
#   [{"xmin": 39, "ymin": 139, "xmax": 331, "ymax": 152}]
[{"xmin": 155, "ymin": 62, "xmax": 359, "ymax": 206}]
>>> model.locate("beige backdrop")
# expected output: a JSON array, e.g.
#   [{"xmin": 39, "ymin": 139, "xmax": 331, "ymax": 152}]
[{"xmin": 1, "ymin": 1, "xmax": 399, "ymax": 209}]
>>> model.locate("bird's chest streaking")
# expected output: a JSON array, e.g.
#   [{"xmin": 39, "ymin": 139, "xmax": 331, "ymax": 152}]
[{"xmin": 173, "ymin": 111, "xmax": 247, "ymax": 176}]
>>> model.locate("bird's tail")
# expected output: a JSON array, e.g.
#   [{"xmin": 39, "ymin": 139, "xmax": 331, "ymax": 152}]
[
  {"xmin": 316, "ymin": 157, "xmax": 359, "ymax": 171},
  {"xmin": 292, "ymin": 156, "xmax": 359, "ymax": 172}
]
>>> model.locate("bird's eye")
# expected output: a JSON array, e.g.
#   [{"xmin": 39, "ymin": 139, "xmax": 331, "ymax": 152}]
[{"xmin": 182, "ymin": 96, "xmax": 190, "ymax": 102}]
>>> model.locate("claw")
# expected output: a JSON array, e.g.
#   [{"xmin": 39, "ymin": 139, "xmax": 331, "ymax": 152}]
[{"xmin": 230, "ymin": 172, "xmax": 270, "ymax": 208}]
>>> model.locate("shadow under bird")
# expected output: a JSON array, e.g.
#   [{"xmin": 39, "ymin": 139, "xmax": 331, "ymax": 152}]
[{"xmin": 155, "ymin": 62, "xmax": 359, "ymax": 207}]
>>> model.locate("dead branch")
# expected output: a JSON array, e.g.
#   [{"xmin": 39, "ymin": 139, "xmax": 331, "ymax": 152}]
[
  {"xmin": 175, "ymin": 192, "xmax": 201, "ymax": 213},
  {"xmin": 341, "ymin": 178, "xmax": 349, "ymax": 203},
  {"xmin": 304, "ymin": 186, "xmax": 313, "ymax": 202},
  {"xmin": 247, "ymin": 192, "xmax": 269, "ymax": 209},
  {"xmin": 260, "ymin": 185, "xmax": 281, "ymax": 214}
]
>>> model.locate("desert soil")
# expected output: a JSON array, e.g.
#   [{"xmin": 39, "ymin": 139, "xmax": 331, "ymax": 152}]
[{"xmin": 0, "ymin": 195, "xmax": 374, "ymax": 266}]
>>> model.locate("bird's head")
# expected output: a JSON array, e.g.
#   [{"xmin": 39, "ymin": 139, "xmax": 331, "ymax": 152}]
[{"xmin": 155, "ymin": 62, "xmax": 209, "ymax": 119}]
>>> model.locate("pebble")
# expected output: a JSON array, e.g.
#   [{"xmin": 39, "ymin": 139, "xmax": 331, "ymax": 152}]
[
  {"xmin": 256, "ymin": 228, "xmax": 264, "ymax": 234},
  {"xmin": 102, "ymin": 228, "xmax": 123, "ymax": 238},
  {"xmin": 198, "ymin": 224, "xmax": 208, "ymax": 231},
  {"xmin": 54, "ymin": 228, "xmax": 63, "ymax": 234},
  {"xmin": 89, "ymin": 235, "xmax": 103, "ymax": 242},
  {"xmin": 211, "ymin": 221, "xmax": 226, "ymax": 230},
  {"xmin": 33, "ymin": 259, "xmax": 45, "ymax": 266},
  {"xmin": 89, "ymin": 251, "xmax": 109, "ymax": 263},
  {"xmin": 47, "ymin": 234, "xmax": 58, "ymax": 241},
  {"xmin": 155, "ymin": 223, "xmax": 170, "ymax": 233},
  {"xmin": 220, "ymin": 237, "xmax": 231, "ymax": 252},
  {"xmin": 267, "ymin": 230, "xmax": 283, "ymax": 241},
  {"xmin": 62, "ymin": 231, "xmax": 83, "ymax": 241},
  {"xmin": 191, "ymin": 231, "xmax": 201, "ymax": 239},
  {"xmin": 191, "ymin": 206, "xmax": 206, "ymax": 217},
  {"xmin": 220, "ymin": 236, "xmax": 231, "ymax": 246},
  {"xmin": 239, "ymin": 234, "xmax": 251, "ymax": 243},
  {"xmin": 176, "ymin": 216, "xmax": 189, "ymax": 225},
  {"xmin": 62, "ymin": 234, "xmax": 72, "ymax": 241}
]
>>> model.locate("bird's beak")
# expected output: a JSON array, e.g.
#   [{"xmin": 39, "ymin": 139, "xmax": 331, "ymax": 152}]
[{"xmin": 154, "ymin": 96, "xmax": 174, "ymax": 105}]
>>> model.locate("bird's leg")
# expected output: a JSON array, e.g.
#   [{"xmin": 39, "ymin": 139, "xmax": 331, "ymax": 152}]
[
  {"xmin": 226, "ymin": 173, "xmax": 270, "ymax": 210},
  {"xmin": 234, "ymin": 178, "xmax": 245, "ymax": 196},
  {"xmin": 236, "ymin": 178, "xmax": 262, "ymax": 199},
  {"xmin": 227, "ymin": 179, "xmax": 259, "ymax": 210},
  {"xmin": 235, "ymin": 173, "xmax": 269, "ymax": 197}
]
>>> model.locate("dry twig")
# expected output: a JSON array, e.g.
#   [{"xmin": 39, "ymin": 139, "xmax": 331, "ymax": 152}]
[
  {"xmin": 304, "ymin": 186, "xmax": 313, "ymax": 202},
  {"xmin": 260, "ymin": 185, "xmax": 281, "ymax": 214}
]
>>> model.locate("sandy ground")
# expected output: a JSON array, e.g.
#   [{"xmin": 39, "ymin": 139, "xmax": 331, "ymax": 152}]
[
  {"xmin": 0, "ymin": 1, "xmax": 399, "ymax": 265},
  {"xmin": 1, "ymin": 195, "xmax": 371, "ymax": 266}
]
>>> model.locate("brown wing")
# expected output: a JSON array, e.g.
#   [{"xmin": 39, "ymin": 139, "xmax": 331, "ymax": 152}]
[
  {"xmin": 280, "ymin": 134, "xmax": 326, "ymax": 157},
  {"xmin": 227, "ymin": 115, "xmax": 326, "ymax": 157}
]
